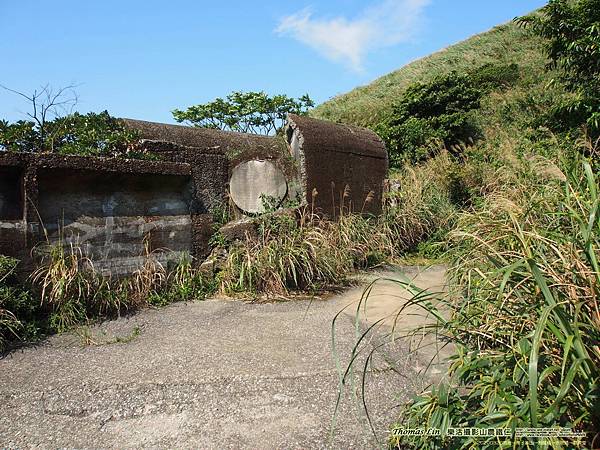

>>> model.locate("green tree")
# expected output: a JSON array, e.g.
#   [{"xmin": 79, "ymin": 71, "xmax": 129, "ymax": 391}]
[
  {"xmin": 172, "ymin": 91, "xmax": 314, "ymax": 135},
  {"xmin": 46, "ymin": 111, "xmax": 141, "ymax": 157},
  {"xmin": 518, "ymin": 0, "xmax": 600, "ymax": 133},
  {"xmin": 0, "ymin": 112, "xmax": 141, "ymax": 157},
  {"xmin": 0, "ymin": 84, "xmax": 141, "ymax": 157},
  {"xmin": 376, "ymin": 72, "xmax": 483, "ymax": 167}
]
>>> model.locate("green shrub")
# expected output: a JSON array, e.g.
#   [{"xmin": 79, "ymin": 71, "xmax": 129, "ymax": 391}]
[
  {"xmin": 0, "ymin": 111, "xmax": 145, "ymax": 158},
  {"xmin": 0, "ymin": 256, "xmax": 40, "ymax": 350},
  {"xmin": 49, "ymin": 111, "xmax": 143, "ymax": 157},
  {"xmin": 468, "ymin": 62, "xmax": 521, "ymax": 92},
  {"xmin": 0, "ymin": 120, "xmax": 39, "ymax": 153},
  {"xmin": 376, "ymin": 64, "xmax": 523, "ymax": 168},
  {"xmin": 376, "ymin": 72, "xmax": 483, "ymax": 166}
]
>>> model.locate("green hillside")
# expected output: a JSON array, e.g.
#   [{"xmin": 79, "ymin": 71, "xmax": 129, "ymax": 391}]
[
  {"xmin": 317, "ymin": 6, "xmax": 600, "ymax": 448},
  {"xmin": 312, "ymin": 21, "xmax": 548, "ymax": 128}
]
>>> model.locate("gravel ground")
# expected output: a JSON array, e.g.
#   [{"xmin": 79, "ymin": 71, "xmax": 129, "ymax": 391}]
[{"xmin": 0, "ymin": 266, "xmax": 447, "ymax": 449}]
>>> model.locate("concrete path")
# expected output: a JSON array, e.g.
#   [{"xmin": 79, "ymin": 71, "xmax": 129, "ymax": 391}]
[{"xmin": 0, "ymin": 265, "xmax": 448, "ymax": 449}]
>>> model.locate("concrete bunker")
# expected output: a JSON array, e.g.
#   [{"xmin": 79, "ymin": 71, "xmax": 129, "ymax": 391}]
[
  {"xmin": 285, "ymin": 114, "xmax": 388, "ymax": 217},
  {"xmin": 124, "ymin": 114, "xmax": 388, "ymax": 220},
  {"xmin": 0, "ymin": 114, "xmax": 388, "ymax": 277}
]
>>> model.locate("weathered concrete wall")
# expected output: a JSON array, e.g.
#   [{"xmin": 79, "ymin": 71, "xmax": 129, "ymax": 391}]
[
  {"xmin": 37, "ymin": 169, "xmax": 192, "ymax": 276},
  {"xmin": 286, "ymin": 114, "xmax": 388, "ymax": 217},
  {"xmin": 0, "ymin": 115, "xmax": 388, "ymax": 277},
  {"xmin": 0, "ymin": 153, "xmax": 192, "ymax": 276}
]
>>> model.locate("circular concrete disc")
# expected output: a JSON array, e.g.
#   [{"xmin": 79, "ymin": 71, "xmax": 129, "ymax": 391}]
[{"xmin": 230, "ymin": 160, "xmax": 288, "ymax": 214}]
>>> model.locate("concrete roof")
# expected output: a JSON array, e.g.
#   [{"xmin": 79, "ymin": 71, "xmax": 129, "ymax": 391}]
[
  {"xmin": 122, "ymin": 118, "xmax": 285, "ymax": 155},
  {"xmin": 287, "ymin": 114, "xmax": 387, "ymax": 160}
]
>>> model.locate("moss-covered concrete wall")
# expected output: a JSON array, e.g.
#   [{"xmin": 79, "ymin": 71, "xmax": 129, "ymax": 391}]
[
  {"xmin": 0, "ymin": 115, "xmax": 388, "ymax": 276},
  {"xmin": 0, "ymin": 153, "xmax": 193, "ymax": 276}
]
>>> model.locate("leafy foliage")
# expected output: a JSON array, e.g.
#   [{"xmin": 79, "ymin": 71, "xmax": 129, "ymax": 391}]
[
  {"xmin": 518, "ymin": 0, "xmax": 600, "ymax": 133},
  {"xmin": 0, "ymin": 120, "xmax": 39, "ymax": 153},
  {"xmin": 47, "ymin": 112, "xmax": 142, "ymax": 157},
  {"xmin": 0, "ymin": 256, "xmax": 40, "ymax": 351},
  {"xmin": 172, "ymin": 91, "xmax": 314, "ymax": 135},
  {"xmin": 376, "ymin": 64, "xmax": 521, "ymax": 167},
  {"xmin": 0, "ymin": 111, "xmax": 143, "ymax": 157},
  {"xmin": 376, "ymin": 72, "xmax": 482, "ymax": 166}
]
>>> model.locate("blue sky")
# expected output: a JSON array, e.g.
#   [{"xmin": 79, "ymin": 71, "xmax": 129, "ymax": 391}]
[{"xmin": 0, "ymin": 0, "xmax": 547, "ymax": 124}]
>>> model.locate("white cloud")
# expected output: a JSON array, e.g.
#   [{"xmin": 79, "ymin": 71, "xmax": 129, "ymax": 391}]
[{"xmin": 275, "ymin": 0, "xmax": 430, "ymax": 72}]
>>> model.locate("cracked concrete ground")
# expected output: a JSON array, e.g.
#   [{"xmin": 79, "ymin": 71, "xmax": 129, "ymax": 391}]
[{"xmin": 0, "ymin": 265, "xmax": 448, "ymax": 449}]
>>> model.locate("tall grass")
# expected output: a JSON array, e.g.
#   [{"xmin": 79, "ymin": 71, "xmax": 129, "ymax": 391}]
[
  {"xmin": 418, "ymin": 157, "xmax": 600, "ymax": 448},
  {"xmin": 220, "ymin": 210, "xmax": 354, "ymax": 296},
  {"xmin": 383, "ymin": 151, "xmax": 459, "ymax": 255},
  {"xmin": 32, "ymin": 242, "xmax": 107, "ymax": 331},
  {"xmin": 30, "ymin": 238, "xmax": 215, "ymax": 333},
  {"xmin": 149, "ymin": 253, "xmax": 217, "ymax": 306},
  {"xmin": 339, "ymin": 155, "xmax": 599, "ymax": 449}
]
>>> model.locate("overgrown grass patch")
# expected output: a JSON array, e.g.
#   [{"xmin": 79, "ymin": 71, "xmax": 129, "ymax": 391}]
[
  {"xmin": 338, "ymin": 152, "xmax": 600, "ymax": 449},
  {"xmin": 0, "ymin": 241, "xmax": 217, "ymax": 351},
  {"xmin": 218, "ymin": 210, "xmax": 389, "ymax": 297},
  {"xmin": 30, "ymin": 242, "xmax": 218, "ymax": 333}
]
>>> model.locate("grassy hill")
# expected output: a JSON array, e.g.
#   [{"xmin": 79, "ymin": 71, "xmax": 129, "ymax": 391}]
[
  {"xmin": 314, "ymin": 12, "xmax": 599, "ymax": 449},
  {"xmin": 312, "ymin": 21, "xmax": 548, "ymax": 128}
]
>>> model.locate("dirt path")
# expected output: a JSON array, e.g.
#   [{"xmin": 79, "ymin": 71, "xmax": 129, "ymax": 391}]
[{"xmin": 0, "ymin": 265, "xmax": 448, "ymax": 449}]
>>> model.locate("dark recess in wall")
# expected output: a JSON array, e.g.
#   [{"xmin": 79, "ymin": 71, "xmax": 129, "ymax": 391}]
[
  {"xmin": 0, "ymin": 167, "xmax": 24, "ymax": 220},
  {"xmin": 37, "ymin": 169, "xmax": 192, "ymax": 227}
]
